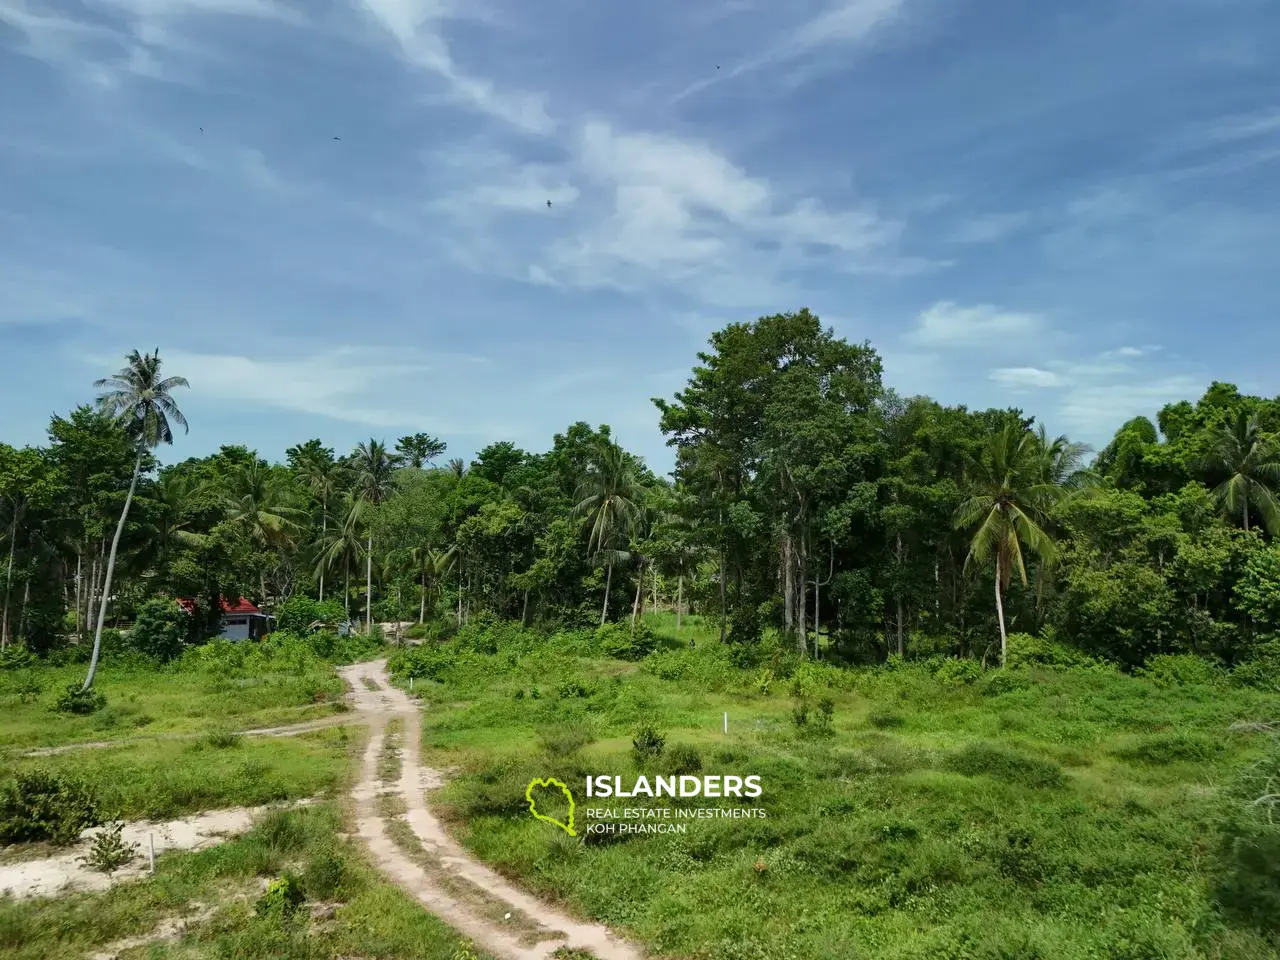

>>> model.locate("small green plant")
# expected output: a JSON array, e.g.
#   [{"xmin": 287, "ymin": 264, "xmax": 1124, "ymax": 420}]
[
  {"xmin": 754, "ymin": 669, "xmax": 773, "ymax": 695},
  {"xmin": 0, "ymin": 769, "xmax": 101, "ymax": 844},
  {"xmin": 302, "ymin": 850, "xmax": 349, "ymax": 899},
  {"xmin": 663, "ymin": 744, "xmax": 703, "ymax": 776},
  {"xmin": 537, "ymin": 722, "xmax": 595, "ymax": 758},
  {"xmin": 791, "ymin": 700, "xmax": 809, "ymax": 728},
  {"xmin": 53, "ymin": 683, "xmax": 106, "ymax": 715},
  {"xmin": 256, "ymin": 871, "xmax": 306, "ymax": 917},
  {"xmin": 79, "ymin": 821, "xmax": 139, "ymax": 874},
  {"xmin": 452, "ymin": 939, "xmax": 482, "ymax": 960},
  {"xmin": 631, "ymin": 723, "xmax": 666, "ymax": 766},
  {"xmin": 868, "ymin": 710, "xmax": 904, "ymax": 729},
  {"xmin": 204, "ymin": 729, "xmax": 242, "ymax": 749},
  {"xmin": 16, "ymin": 678, "xmax": 42, "ymax": 704},
  {"xmin": 0, "ymin": 645, "xmax": 36, "ymax": 670}
]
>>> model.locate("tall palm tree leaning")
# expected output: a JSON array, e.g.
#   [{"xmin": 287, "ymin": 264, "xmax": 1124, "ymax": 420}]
[
  {"xmin": 574, "ymin": 440, "xmax": 641, "ymax": 625},
  {"xmin": 953, "ymin": 423, "xmax": 1076, "ymax": 668},
  {"xmin": 352, "ymin": 439, "xmax": 396, "ymax": 632},
  {"xmin": 1201, "ymin": 411, "xmax": 1280, "ymax": 534},
  {"xmin": 84, "ymin": 349, "xmax": 189, "ymax": 691}
]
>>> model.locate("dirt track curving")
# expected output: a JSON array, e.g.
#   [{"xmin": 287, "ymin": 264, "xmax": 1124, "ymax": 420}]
[{"xmin": 339, "ymin": 659, "xmax": 644, "ymax": 960}]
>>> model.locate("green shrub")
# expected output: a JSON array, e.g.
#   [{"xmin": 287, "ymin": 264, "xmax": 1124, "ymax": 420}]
[
  {"xmin": 945, "ymin": 743, "xmax": 1065, "ymax": 789},
  {"xmin": 663, "ymin": 744, "xmax": 703, "ymax": 776},
  {"xmin": 256, "ymin": 871, "xmax": 306, "ymax": 917},
  {"xmin": 537, "ymin": 722, "xmax": 595, "ymax": 758},
  {"xmin": 933, "ymin": 657, "xmax": 983, "ymax": 685},
  {"xmin": 595, "ymin": 621, "xmax": 657, "ymax": 661},
  {"xmin": 79, "ymin": 821, "xmax": 138, "ymax": 874},
  {"xmin": 53, "ymin": 683, "xmax": 106, "ymax": 714},
  {"xmin": 727, "ymin": 603, "xmax": 763, "ymax": 648},
  {"xmin": 128, "ymin": 597, "xmax": 188, "ymax": 662},
  {"xmin": 1137, "ymin": 654, "xmax": 1224, "ymax": 688},
  {"xmin": 1216, "ymin": 739, "xmax": 1280, "ymax": 933},
  {"xmin": 302, "ymin": 850, "xmax": 350, "ymax": 899},
  {"xmin": 1115, "ymin": 733, "xmax": 1222, "ymax": 765},
  {"xmin": 631, "ymin": 723, "xmax": 666, "ymax": 766},
  {"xmin": 0, "ymin": 646, "xmax": 36, "ymax": 670},
  {"xmin": 275, "ymin": 596, "xmax": 346, "ymax": 634},
  {"xmin": 1005, "ymin": 632, "xmax": 1101, "ymax": 670},
  {"xmin": 868, "ymin": 710, "xmax": 904, "ymax": 729},
  {"xmin": 980, "ymin": 670, "xmax": 1033, "ymax": 697},
  {"xmin": 204, "ymin": 729, "xmax": 243, "ymax": 749},
  {"xmin": 0, "ymin": 769, "xmax": 101, "ymax": 844}
]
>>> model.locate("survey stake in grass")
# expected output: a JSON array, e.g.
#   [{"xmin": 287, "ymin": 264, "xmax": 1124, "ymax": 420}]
[{"xmin": 585, "ymin": 774, "xmax": 762, "ymax": 798}]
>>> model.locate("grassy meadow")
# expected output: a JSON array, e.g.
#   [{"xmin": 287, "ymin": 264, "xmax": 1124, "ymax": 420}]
[{"xmin": 389, "ymin": 615, "xmax": 1280, "ymax": 960}]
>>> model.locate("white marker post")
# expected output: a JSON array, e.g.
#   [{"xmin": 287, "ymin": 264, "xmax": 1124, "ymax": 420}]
[
  {"xmin": 723, "ymin": 712, "xmax": 728, "ymax": 734},
  {"xmin": 148, "ymin": 834, "xmax": 155, "ymax": 873},
  {"xmin": 409, "ymin": 676, "xmax": 414, "ymax": 691}
]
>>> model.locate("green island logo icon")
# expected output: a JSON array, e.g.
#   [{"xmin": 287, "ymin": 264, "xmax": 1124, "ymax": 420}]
[{"xmin": 525, "ymin": 777, "xmax": 576, "ymax": 836}]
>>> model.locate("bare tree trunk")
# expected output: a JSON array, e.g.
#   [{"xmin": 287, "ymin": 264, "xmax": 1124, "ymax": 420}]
[
  {"xmin": 18, "ymin": 577, "xmax": 30, "ymax": 642},
  {"xmin": 344, "ymin": 556, "xmax": 350, "ymax": 619},
  {"xmin": 601, "ymin": 561, "xmax": 613, "ymax": 625},
  {"xmin": 1, "ymin": 514, "xmax": 16, "ymax": 649},
  {"xmin": 1244, "ymin": 498, "xmax": 1250, "ymax": 533},
  {"xmin": 813, "ymin": 575, "xmax": 820, "ymax": 660},
  {"xmin": 782, "ymin": 535, "xmax": 794, "ymax": 639},
  {"xmin": 457, "ymin": 559, "xmax": 464, "ymax": 626},
  {"xmin": 798, "ymin": 531, "xmax": 808, "ymax": 654},
  {"xmin": 631, "ymin": 559, "xmax": 644, "ymax": 630},
  {"xmin": 521, "ymin": 588, "xmax": 529, "ymax": 626},
  {"xmin": 318, "ymin": 508, "xmax": 327, "ymax": 602},
  {"xmin": 84, "ymin": 449, "xmax": 143, "ymax": 690},
  {"xmin": 419, "ymin": 568, "xmax": 426, "ymax": 623},
  {"xmin": 995, "ymin": 552, "xmax": 1008, "ymax": 668},
  {"xmin": 676, "ymin": 574, "xmax": 684, "ymax": 631},
  {"xmin": 718, "ymin": 547, "xmax": 727, "ymax": 643},
  {"xmin": 75, "ymin": 550, "xmax": 83, "ymax": 639},
  {"xmin": 365, "ymin": 534, "xmax": 373, "ymax": 632},
  {"xmin": 896, "ymin": 533, "xmax": 905, "ymax": 656}
]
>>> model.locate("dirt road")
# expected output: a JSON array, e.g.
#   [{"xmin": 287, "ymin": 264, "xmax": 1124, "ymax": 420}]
[{"xmin": 339, "ymin": 659, "xmax": 644, "ymax": 960}]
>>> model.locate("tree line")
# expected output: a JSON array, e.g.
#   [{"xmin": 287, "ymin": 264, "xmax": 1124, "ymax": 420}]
[{"xmin": 4, "ymin": 311, "xmax": 1280, "ymax": 682}]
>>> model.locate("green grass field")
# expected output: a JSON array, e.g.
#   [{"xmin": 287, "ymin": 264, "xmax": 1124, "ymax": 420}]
[
  {"xmin": 0, "ymin": 804, "xmax": 496, "ymax": 960},
  {"xmin": 389, "ymin": 615, "xmax": 1280, "ymax": 960}
]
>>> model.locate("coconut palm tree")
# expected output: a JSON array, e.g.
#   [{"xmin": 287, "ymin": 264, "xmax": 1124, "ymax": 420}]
[
  {"xmin": 1201, "ymin": 412, "xmax": 1280, "ymax": 534},
  {"xmin": 83, "ymin": 349, "xmax": 189, "ymax": 690},
  {"xmin": 314, "ymin": 494, "xmax": 366, "ymax": 622},
  {"xmin": 352, "ymin": 439, "xmax": 396, "ymax": 631},
  {"xmin": 219, "ymin": 461, "xmax": 305, "ymax": 605},
  {"xmin": 574, "ymin": 440, "xmax": 641, "ymax": 625},
  {"xmin": 295, "ymin": 453, "xmax": 346, "ymax": 601},
  {"xmin": 953, "ymin": 424, "xmax": 1064, "ymax": 667}
]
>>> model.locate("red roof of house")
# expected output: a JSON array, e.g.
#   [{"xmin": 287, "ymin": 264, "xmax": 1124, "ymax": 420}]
[{"xmin": 175, "ymin": 596, "xmax": 263, "ymax": 615}]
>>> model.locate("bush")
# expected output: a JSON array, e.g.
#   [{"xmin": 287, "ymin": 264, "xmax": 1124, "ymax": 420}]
[
  {"xmin": 945, "ymin": 743, "xmax": 1065, "ymax": 789},
  {"xmin": 256, "ymin": 871, "xmax": 306, "ymax": 917},
  {"xmin": 537, "ymin": 722, "xmax": 595, "ymax": 758},
  {"xmin": 0, "ymin": 646, "xmax": 36, "ymax": 670},
  {"xmin": 727, "ymin": 603, "xmax": 763, "ymax": 648},
  {"xmin": 868, "ymin": 711, "xmax": 904, "ymax": 730},
  {"xmin": 933, "ymin": 658, "xmax": 983, "ymax": 685},
  {"xmin": 980, "ymin": 670, "xmax": 1033, "ymax": 697},
  {"xmin": 302, "ymin": 850, "xmax": 350, "ymax": 900},
  {"xmin": 663, "ymin": 744, "xmax": 703, "ymax": 776},
  {"xmin": 53, "ymin": 683, "xmax": 106, "ymax": 714},
  {"xmin": 128, "ymin": 598, "xmax": 188, "ymax": 662},
  {"xmin": 1005, "ymin": 632, "xmax": 1102, "ymax": 670},
  {"xmin": 0, "ymin": 769, "xmax": 101, "ymax": 844},
  {"xmin": 1138, "ymin": 654, "xmax": 1224, "ymax": 688},
  {"xmin": 79, "ymin": 821, "xmax": 138, "ymax": 874},
  {"xmin": 631, "ymin": 723, "xmax": 666, "ymax": 767},
  {"xmin": 275, "ymin": 596, "xmax": 346, "ymax": 635},
  {"xmin": 595, "ymin": 621, "xmax": 657, "ymax": 661},
  {"xmin": 1115, "ymin": 733, "xmax": 1222, "ymax": 766}
]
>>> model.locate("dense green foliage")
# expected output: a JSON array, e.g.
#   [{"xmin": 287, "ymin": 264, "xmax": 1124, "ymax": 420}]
[{"xmin": 0, "ymin": 769, "xmax": 101, "ymax": 845}]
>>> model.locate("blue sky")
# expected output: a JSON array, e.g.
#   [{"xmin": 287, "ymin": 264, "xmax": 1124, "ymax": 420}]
[{"xmin": 3, "ymin": 0, "xmax": 1280, "ymax": 474}]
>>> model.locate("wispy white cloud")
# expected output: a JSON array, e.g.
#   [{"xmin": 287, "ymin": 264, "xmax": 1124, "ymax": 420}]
[
  {"xmin": 907, "ymin": 301, "xmax": 1043, "ymax": 347},
  {"xmin": 671, "ymin": 0, "xmax": 908, "ymax": 101},
  {"xmin": 355, "ymin": 0, "xmax": 553, "ymax": 134},
  {"xmin": 436, "ymin": 121, "xmax": 930, "ymax": 305},
  {"xmin": 988, "ymin": 366, "xmax": 1064, "ymax": 389}
]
